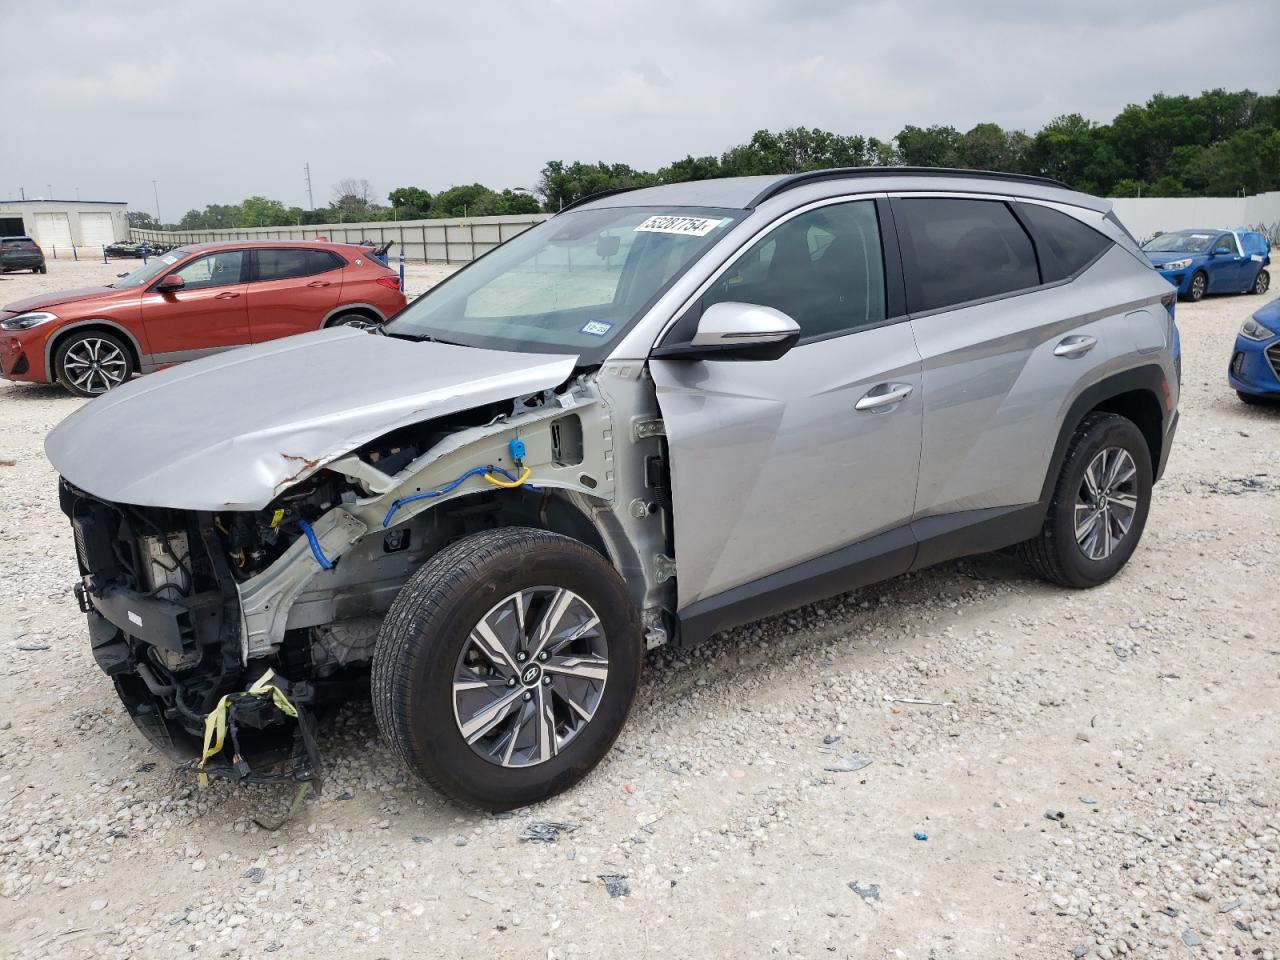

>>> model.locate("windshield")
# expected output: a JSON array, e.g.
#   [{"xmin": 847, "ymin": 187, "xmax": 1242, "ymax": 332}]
[
  {"xmin": 1142, "ymin": 232, "xmax": 1215, "ymax": 254},
  {"xmin": 111, "ymin": 249, "xmax": 190, "ymax": 288},
  {"xmin": 385, "ymin": 206, "xmax": 740, "ymax": 357}
]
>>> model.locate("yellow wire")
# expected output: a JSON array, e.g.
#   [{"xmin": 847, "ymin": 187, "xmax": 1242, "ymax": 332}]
[
  {"xmin": 214, "ymin": 517, "xmax": 229, "ymax": 535},
  {"xmin": 484, "ymin": 466, "xmax": 531, "ymax": 489}
]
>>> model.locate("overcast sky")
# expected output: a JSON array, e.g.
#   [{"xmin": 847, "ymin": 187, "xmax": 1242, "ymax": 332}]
[{"xmin": 2, "ymin": 0, "xmax": 1276, "ymax": 217}]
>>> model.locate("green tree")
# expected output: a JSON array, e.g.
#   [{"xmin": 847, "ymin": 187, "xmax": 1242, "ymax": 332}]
[
  {"xmin": 388, "ymin": 186, "xmax": 433, "ymax": 218},
  {"xmin": 432, "ymin": 183, "xmax": 499, "ymax": 217},
  {"xmin": 536, "ymin": 162, "xmax": 658, "ymax": 211},
  {"xmin": 1181, "ymin": 127, "xmax": 1280, "ymax": 196},
  {"xmin": 127, "ymin": 211, "xmax": 159, "ymax": 229},
  {"xmin": 894, "ymin": 124, "xmax": 963, "ymax": 168},
  {"xmin": 237, "ymin": 196, "xmax": 294, "ymax": 227}
]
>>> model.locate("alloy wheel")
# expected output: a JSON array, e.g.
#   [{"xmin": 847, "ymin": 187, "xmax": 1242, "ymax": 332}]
[
  {"xmin": 1255, "ymin": 272, "xmax": 1270, "ymax": 295},
  {"xmin": 1190, "ymin": 273, "xmax": 1206, "ymax": 300},
  {"xmin": 452, "ymin": 587, "xmax": 609, "ymax": 768},
  {"xmin": 62, "ymin": 338, "xmax": 129, "ymax": 394},
  {"xmin": 1074, "ymin": 446, "xmax": 1139, "ymax": 561}
]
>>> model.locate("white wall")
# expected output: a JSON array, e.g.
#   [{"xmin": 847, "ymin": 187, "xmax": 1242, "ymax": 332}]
[
  {"xmin": 131, "ymin": 213, "xmax": 552, "ymax": 264},
  {"xmin": 1109, "ymin": 192, "xmax": 1280, "ymax": 243},
  {"xmin": 0, "ymin": 201, "xmax": 130, "ymax": 248}
]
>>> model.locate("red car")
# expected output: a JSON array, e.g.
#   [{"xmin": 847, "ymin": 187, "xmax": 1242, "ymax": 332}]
[{"xmin": 0, "ymin": 241, "xmax": 406, "ymax": 396}]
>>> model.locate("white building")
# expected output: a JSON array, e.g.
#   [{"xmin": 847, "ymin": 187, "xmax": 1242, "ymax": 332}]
[{"xmin": 0, "ymin": 199, "xmax": 129, "ymax": 251}]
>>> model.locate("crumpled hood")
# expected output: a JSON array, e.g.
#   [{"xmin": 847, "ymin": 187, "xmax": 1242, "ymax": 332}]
[
  {"xmin": 3, "ymin": 286, "xmax": 133, "ymax": 314},
  {"xmin": 46, "ymin": 327, "xmax": 577, "ymax": 510}
]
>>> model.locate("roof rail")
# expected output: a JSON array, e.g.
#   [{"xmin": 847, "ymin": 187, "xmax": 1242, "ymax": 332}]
[
  {"xmin": 747, "ymin": 167, "xmax": 1072, "ymax": 207},
  {"xmin": 556, "ymin": 186, "xmax": 645, "ymax": 214}
]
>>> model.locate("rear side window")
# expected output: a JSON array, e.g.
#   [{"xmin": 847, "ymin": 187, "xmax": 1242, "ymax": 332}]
[
  {"xmin": 255, "ymin": 248, "xmax": 341, "ymax": 282},
  {"xmin": 1016, "ymin": 203, "xmax": 1112, "ymax": 282},
  {"xmin": 701, "ymin": 199, "xmax": 886, "ymax": 339},
  {"xmin": 895, "ymin": 198, "xmax": 1039, "ymax": 313}
]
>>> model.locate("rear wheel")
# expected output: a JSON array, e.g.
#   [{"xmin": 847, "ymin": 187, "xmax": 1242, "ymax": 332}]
[
  {"xmin": 1018, "ymin": 412, "xmax": 1152, "ymax": 588},
  {"xmin": 54, "ymin": 330, "xmax": 134, "ymax": 397},
  {"xmin": 372, "ymin": 527, "xmax": 642, "ymax": 810},
  {"xmin": 326, "ymin": 312, "xmax": 378, "ymax": 330},
  {"xmin": 1185, "ymin": 270, "xmax": 1208, "ymax": 302},
  {"xmin": 1252, "ymin": 269, "xmax": 1270, "ymax": 296}
]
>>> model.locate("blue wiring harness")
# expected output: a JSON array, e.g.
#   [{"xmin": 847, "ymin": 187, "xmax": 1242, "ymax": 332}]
[
  {"xmin": 300, "ymin": 440, "xmax": 541, "ymax": 570},
  {"xmin": 297, "ymin": 518, "xmax": 335, "ymax": 570},
  {"xmin": 381, "ymin": 464, "xmax": 539, "ymax": 528}
]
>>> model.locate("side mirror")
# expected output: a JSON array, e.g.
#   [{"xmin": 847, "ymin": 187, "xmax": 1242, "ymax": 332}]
[
  {"xmin": 652, "ymin": 301, "xmax": 801, "ymax": 361},
  {"xmin": 156, "ymin": 274, "xmax": 185, "ymax": 293}
]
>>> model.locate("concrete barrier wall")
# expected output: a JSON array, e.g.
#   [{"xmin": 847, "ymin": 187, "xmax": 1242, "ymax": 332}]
[
  {"xmin": 1109, "ymin": 192, "xmax": 1280, "ymax": 243},
  {"xmin": 130, "ymin": 213, "xmax": 552, "ymax": 263}
]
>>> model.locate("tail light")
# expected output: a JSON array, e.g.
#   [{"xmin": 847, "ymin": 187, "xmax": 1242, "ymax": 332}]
[{"xmin": 375, "ymin": 276, "xmax": 401, "ymax": 291}]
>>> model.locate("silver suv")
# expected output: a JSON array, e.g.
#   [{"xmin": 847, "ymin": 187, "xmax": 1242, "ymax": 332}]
[{"xmin": 47, "ymin": 169, "xmax": 1180, "ymax": 809}]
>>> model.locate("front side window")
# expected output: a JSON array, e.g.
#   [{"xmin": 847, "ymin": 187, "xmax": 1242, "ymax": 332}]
[
  {"xmin": 1016, "ymin": 202, "xmax": 1113, "ymax": 282},
  {"xmin": 112, "ymin": 248, "xmax": 191, "ymax": 289},
  {"xmin": 174, "ymin": 250, "xmax": 245, "ymax": 290},
  {"xmin": 1212, "ymin": 235, "xmax": 1236, "ymax": 255},
  {"xmin": 255, "ymin": 248, "xmax": 339, "ymax": 282},
  {"xmin": 384, "ymin": 206, "xmax": 740, "ymax": 357},
  {"xmin": 699, "ymin": 200, "xmax": 886, "ymax": 339},
  {"xmin": 896, "ymin": 198, "xmax": 1039, "ymax": 313}
]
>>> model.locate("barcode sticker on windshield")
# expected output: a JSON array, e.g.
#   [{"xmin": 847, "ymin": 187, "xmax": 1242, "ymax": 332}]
[
  {"xmin": 580, "ymin": 320, "xmax": 612, "ymax": 337},
  {"xmin": 635, "ymin": 215, "xmax": 725, "ymax": 237},
  {"xmin": 161, "ymin": 255, "xmax": 178, "ymax": 264}
]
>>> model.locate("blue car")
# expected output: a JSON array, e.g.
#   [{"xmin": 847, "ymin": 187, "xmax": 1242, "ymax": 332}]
[
  {"xmin": 1142, "ymin": 228, "xmax": 1271, "ymax": 302},
  {"xmin": 1229, "ymin": 297, "xmax": 1280, "ymax": 405}
]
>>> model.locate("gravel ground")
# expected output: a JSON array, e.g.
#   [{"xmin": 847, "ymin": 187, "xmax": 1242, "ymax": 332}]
[{"xmin": 0, "ymin": 258, "xmax": 1277, "ymax": 959}]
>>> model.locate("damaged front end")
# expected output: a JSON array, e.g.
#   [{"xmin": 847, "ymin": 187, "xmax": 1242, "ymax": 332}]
[
  {"xmin": 60, "ymin": 481, "xmax": 328, "ymax": 785},
  {"xmin": 54, "ymin": 358, "xmax": 674, "ymax": 787}
]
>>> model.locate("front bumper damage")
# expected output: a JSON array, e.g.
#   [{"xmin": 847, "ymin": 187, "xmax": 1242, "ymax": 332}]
[{"xmin": 63, "ymin": 482, "xmax": 324, "ymax": 787}]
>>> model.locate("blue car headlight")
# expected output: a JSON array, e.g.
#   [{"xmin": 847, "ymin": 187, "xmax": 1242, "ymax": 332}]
[
  {"xmin": 1240, "ymin": 317, "xmax": 1275, "ymax": 341},
  {"xmin": 1163, "ymin": 258, "xmax": 1193, "ymax": 271}
]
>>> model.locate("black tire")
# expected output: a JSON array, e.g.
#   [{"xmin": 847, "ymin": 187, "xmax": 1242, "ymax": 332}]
[
  {"xmin": 32, "ymin": 267, "xmax": 40, "ymax": 274},
  {"xmin": 1185, "ymin": 270, "xmax": 1208, "ymax": 302},
  {"xmin": 38, "ymin": 264, "xmax": 48, "ymax": 274},
  {"xmin": 326, "ymin": 312, "xmax": 378, "ymax": 330},
  {"xmin": 1018, "ymin": 412, "xmax": 1153, "ymax": 588},
  {"xmin": 53, "ymin": 329, "xmax": 135, "ymax": 397},
  {"xmin": 1252, "ymin": 269, "xmax": 1270, "ymax": 296},
  {"xmin": 372, "ymin": 527, "xmax": 642, "ymax": 810}
]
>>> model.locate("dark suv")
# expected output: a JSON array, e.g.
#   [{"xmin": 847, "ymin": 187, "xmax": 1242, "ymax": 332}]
[{"xmin": 0, "ymin": 236, "xmax": 46, "ymax": 274}]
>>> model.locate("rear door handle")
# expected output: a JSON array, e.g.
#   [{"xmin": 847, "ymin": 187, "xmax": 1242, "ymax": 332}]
[
  {"xmin": 214, "ymin": 291, "xmax": 240, "ymax": 300},
  {"xmin": 307, "ymin": 280, "xmax": 331, "ymax": 288},
  {"xmin": 855, "ymin": 382, "xmax": 914, "ymax": 411},
  {"xmin": 1053, "ymin": 335, "xmax": 1097, "ymax": 359}
]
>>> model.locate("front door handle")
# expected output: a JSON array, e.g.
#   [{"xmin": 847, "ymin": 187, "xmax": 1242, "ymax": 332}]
[
  {"xmin": 307, "ymin": 280, "xmax": 331, "ymax": 288},
  {"xmin": 1053, "ymin": 335, "xmax": 1097, "ymax": 359},
  {"xmin": 855, "ymin": 382, "xmax": 914, "ymax": 411},
  {"xmin": 214, "ymin": 291, "xmax": 241, "ymax": 300}
]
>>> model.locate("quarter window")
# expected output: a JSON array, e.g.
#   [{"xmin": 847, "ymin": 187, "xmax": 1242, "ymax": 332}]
[
  {"xmin": 1016, "ymin": 203, "xmax": 1113, "ymax": 282},
  {"xmin": 701, "ymin": 200, "xmax": 886, "ymax": 339},
  {"xmin": 895, "ymin": 198, "xmax": 1039, "ymax": 313},
  {"xmin": 173, "ymin": 250, "xmax": 244, "ymax": 290},
  {"xmin": 255, "ymin": 248, "xmax": 341, "ymax": 282}
]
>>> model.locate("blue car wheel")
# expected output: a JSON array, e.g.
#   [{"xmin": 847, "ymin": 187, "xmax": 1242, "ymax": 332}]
[{"xmin": 1186, "ymin": 270, "xmax": 1208, "ymax": 302}]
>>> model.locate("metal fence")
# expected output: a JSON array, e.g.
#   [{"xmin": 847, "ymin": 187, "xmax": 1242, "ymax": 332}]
[{"xmin": 130, "ymin": 213, "xmax": 551, "ymax": 264}]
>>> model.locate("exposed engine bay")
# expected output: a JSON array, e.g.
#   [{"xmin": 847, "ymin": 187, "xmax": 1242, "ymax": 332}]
[{"xmin": 58, "ymin": 363, "xmax": 672, "ymax": 784}]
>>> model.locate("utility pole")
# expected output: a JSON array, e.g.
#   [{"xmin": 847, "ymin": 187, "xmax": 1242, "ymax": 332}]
[
  {"xmin": 19, "ymin": 187, "xmax": 25, "ymax": 200},
  {"xmin": 304, "ymin": 162, "xmax": 314, "ymax": 210},
  {"xmin": 152, "ymin": 180, "xmax": 161, "ymax": 226}
]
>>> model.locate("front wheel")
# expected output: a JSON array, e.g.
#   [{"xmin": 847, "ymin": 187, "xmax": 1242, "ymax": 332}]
[
  {"xmin": 1185, "ymin": 270, "xmax": 1208, "ymax": 302},
  {"xmin": 54, "ymin": 330, "xmax": 135, "ymax": 397},
  {"xmin": 1018, "ymin": 412, "xmax": 1153, "ymax": 588},
  {"xmin": 372, "ymin": 527, "xmax": 642, "ymax": 810},
  {"xmin": 1252, "ymin": 269, "xmax": 1270, "ymax": 296}
]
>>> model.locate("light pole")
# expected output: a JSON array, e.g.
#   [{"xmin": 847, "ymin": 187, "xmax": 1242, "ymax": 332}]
[{"xmin": 152, "ymin": 180, "xmax": 162, "ymax": 227}]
